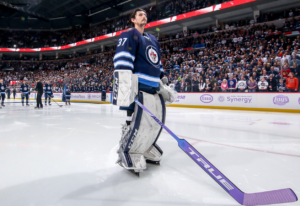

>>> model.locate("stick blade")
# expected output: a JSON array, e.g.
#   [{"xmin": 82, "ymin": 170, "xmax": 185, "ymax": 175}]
[{"xmin": 243, "ymin": 188, "xmax": 297, "ymax": 206}]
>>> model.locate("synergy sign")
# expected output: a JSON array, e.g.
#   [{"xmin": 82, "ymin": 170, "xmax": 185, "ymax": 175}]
[{"xmin": 224, "ymin": 95, "xmax": 253, "ymax": 104}]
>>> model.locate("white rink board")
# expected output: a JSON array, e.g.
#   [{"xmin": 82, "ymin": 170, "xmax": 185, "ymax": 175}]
[
  {"xmin": 14, "ymin": 92, "xmax": 300, "ymax": 111},
  {"xmin": 173, "ymin": 93, "xmax": 300, "ymax": 111},
  {"xmin": 15, "ymin": 92, "xmax": 112, "ymax": 102}
]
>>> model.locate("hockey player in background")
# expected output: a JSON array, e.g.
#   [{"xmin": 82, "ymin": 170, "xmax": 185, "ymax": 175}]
[
  {"xmin": 65, "ymin": 87, "xmax": 71, "ymax": 105},
  {"xmin": 13, "ymin": 87, "xmax": 16, "ymax": 99},
  {"xmin": 44, "ymin": 81, "xmax": 53, "ymax": 106},
  {"xmin": 0, "ymin": 79, "xmax": 6, "ymax": 107},
  {"xmin": 6, "ymin": 87, "xmax": 11, "ymax": 99},
  {"xmin": 101, "ymin": 82, "xmax": 108, "ymax": 101},
  {"xmin": 20, "ymin": 80, "xmax": 30, "ymax": 106},
  {"xmin": 112, "ymin": 8, "xmax": 177, "ymax": 176}
]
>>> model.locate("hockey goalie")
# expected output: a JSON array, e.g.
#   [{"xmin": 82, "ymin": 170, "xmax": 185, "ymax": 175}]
[{"xmin": 112, "ymin": 8, "xmax": 177, "ymax": 176}]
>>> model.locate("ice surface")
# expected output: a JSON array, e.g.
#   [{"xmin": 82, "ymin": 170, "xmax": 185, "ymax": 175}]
[{"xmin": 0, "ymin": 99, "xmax": 299, "ymax": 206}]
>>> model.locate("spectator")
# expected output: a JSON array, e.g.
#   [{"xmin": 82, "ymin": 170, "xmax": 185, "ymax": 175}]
[
  {"xmin": 268, "ymin": 66, "xmax": 279, "ymax": 79},
  {"xmin": 205, "ymin": 79, "xmax": 212, "ymax": 92},
  {"xmin": 191, "ymin": 76, "xmax": 199, "ymax": 92},
  {"xmin": 260, "ymin": 70, "xmax": 269, "ymax": 80},
  {"xmin": 267, "ymin": 75, "xmax": 277, "ymax": 92},
  {"xmin": 289, "ymin": 9, "xmax": 294, "ymax": 17},
  {"xmin": 175, "ymin": 79, "xmax": 181, "ymax": 91},
  {"xmin": 237, "ymin": 76, "xmax": 247, "ymax": 92},
  {"xmin": 286, "ymin": 72, "xmax": 299, "ymax": 92},
  {"xmin": 179, "ymin": 79, "xmax": 185, "ymax": 92},
  {"xmin": 292, "ymin": 62, "xmax": 300, "ymax": 90},
  {"xmin": 281, "ymin": 52, "xmax": 291, "ymax": 65},
  {"xmin": 248, "ymin": 76, "xmax": 257, "ymax": 92},
  {"xmin": 221, "ymin": 79, "xmax": 228, "ymax": 92},
  {"xmin": 258, "ymin": 77, "xmax": 269, "ymax": 92},
  {"xmin": 227, "ymin": 75, "xmax": 237, "ymax": 92},
  {"xmin": 212, "ymin": 82, "xmax": 219, "ymax": 92},
  {"xmin": 279, "ymin": 65, "xmax": 291, "ymax": 80},
  {"xmin": 290, "ymin": 56, "xmax": 300, "ymax": 67},
  {"xmin": 277, "ymin": 79, "xmax": 286, "ymax": 92},
  {"xmin": 184, "ymin": 81, "xmax": 191, "ymax": 92},
  {"xmin": 199, "ymin": 79, "xmax": 205, "ymax": 92}
]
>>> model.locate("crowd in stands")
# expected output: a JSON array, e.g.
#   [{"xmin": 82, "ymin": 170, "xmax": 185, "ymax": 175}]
[
  {"xmin": 1, "ymin": 4, "xmax": 300, "ymax": 93},
  {"xmin": 1, "ymin": 51, "xmax": 115, "ymax": 92},
  {"xmin": 156, "ymin": 13, "xmax": 300, "ymax": 92},
  {"xmin": 1, "ymin": 1, "xmax": 299, "ymax": 48},
  {"xmin": 0, "ymin": 0, "xmax": 223, "ymax": 48}
]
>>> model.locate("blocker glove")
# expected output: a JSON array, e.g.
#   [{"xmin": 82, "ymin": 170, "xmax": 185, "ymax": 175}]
[{"xmin": 157, "ymin": 77, "xmax": 178, "ymax": 105}]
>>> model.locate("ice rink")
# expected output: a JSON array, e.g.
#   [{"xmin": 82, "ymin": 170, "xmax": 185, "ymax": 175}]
[{"xmin": 0, "ymin": 99, "xmax": 299, "ymax": 206}]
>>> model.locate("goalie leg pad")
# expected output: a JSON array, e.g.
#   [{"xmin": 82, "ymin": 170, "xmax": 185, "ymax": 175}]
[
  {"xmin": 144, "ymin": 144, "xmax": 163, "ymax": 163},
  {"xmin": 117, "ymin": 92, "xmax": 165, "ymax": 172},
  {"xmin": 112, "ymin": 70, "xmax": 138, "ymax": 107},
  {"xmin": 144, "ymin": 95, "xmax": 165, "ymax": 163}
]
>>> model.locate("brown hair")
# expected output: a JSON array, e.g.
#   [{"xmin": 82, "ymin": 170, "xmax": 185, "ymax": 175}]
[{"xmin": 130, "ymin": 8, "xmax": 146, "ymax": 27}]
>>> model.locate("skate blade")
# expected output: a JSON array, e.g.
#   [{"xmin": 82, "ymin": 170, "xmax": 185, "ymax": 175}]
[
  {"xmin": 146, "ymin": 160, "xmax": 160, "ymax": 165},
  {"xmin": 117, "ymin": 162, "xmax": 140, "ymax": 177},
  {"xmin": 129, "ymin": 170, "xmax": 140, "ymax": 177}
]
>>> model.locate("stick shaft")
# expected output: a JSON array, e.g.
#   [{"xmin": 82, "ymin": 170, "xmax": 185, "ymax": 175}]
[
  {"xmin": 134, "ymin": 98, "xmax": 244, "ymax": 204},
  {"xmin": 134, "ymin": 98, "xmax": 298, "ymax": 205}
]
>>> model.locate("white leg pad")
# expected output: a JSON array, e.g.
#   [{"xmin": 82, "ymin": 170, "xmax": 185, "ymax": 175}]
[{"xmin": 116, "ymin": 92, "xmax": 166, "ymax": 171}]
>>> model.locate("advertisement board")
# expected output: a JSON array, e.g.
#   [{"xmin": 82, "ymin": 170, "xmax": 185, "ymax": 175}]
[
  {"xmin": 172, "ymin": 93, "xmax": 300, "ymax": 112},
  {"xmin": 15, "ymin": 92, "xmax": 112, "ymax": 103},
  {"xmin": 13, "ymin": 92, "xmax": 300, "ymax": 112}
]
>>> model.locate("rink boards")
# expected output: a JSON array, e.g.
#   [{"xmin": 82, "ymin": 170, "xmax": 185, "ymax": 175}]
[
  {"xmin": 13, "ymin": 92, "xmax": 300, "ymax": 113},
  {"xmin": 170, "ymin": 92, "xmax": 300, "ymax": 113},
  {"xmin": 14, "ymin": 92, "xmax": 112, "ymax": 104}
]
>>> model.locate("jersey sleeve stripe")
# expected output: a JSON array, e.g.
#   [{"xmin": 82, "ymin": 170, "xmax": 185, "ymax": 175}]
[
  {"xmin": 113, "ymin": 52, "xmax": 135, "ymax": 62},
  {"xmin": 114, "ymin": 60, "xmax": 134, "ymax": 69},
  {"xmin": 138, "ymin": 78, "xmax": 159, "ymax": 88}
]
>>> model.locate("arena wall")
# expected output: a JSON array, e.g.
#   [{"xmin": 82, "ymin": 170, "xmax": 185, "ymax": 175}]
[{"xmin": 15, "ymin": 92, "xmax": 112, "ymax": 104}]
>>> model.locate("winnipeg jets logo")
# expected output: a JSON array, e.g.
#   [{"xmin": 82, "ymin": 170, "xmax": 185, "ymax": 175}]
[
  {"xmin": 145, "ymin": 45, "xmax": 159, "ymax": 67},
  {"xmin": 149, "ymin": 49, "xmax": 157, "ymax": 62}
]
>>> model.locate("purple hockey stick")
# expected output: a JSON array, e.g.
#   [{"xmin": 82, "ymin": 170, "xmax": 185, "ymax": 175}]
[{"xmin": 134, "ymin": 99, "xmax": 298, "ymax": 206}]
